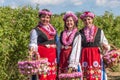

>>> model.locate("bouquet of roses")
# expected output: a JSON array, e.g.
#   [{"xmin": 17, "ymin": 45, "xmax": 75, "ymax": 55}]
[
  {"xmin": 18, "ymin": 49, "xmax": 49, "ymax": 75},
  {"xmin": 37, "ymin": 58, "xmax": 49, "ymax": 74},
  {"xmin": 18, "ymin": 60, "xmax": 40, "ymax": 75},
  {"xmin": 103, "ymin": 49, "xmax": 120, "ymax": 67},
  {"xmin": 18, "ymin": 58, "xmax": 49, "ymax": 75},
  {"xmin": 59, "ymin": 72, "xmax": 82, "ymax": 79},
  {"xmin": 58, "ymin": 68, "xmax": 82, "ymax": 80}
]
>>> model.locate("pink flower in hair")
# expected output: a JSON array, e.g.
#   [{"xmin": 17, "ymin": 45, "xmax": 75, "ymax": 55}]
[
  {"xmin": 80, "ymin": 11, "xmax": 95, "ymax": 20},
  {"xmin": 39, "ymin": 10, "xmax": 52, "ymax": 16},
  {"xmin": 63, "ymin": 11, "xmax": 78, "ymax": 22}
]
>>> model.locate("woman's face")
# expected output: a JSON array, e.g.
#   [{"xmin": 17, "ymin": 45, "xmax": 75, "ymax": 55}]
[
  {"xmin": 83, "ymin": 16, "xmax": 93, "ymax": 27},
  {"xmin": 65, "ymin": 17, "xmax": 75, "ymax": 30},
  {"xmin": 40, "ymin": 14, "xmax": 50, "ymax": 26}
]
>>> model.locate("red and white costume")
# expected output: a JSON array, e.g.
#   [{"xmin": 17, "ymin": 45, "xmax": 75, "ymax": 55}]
[
  {"xmin": 59, "ymin": 28, "xmax": 79, "ymax": 73},
  {"xmin": 69, "ymin": 26, "xmax": 110, "ymax": 80},
  {"xmin": 29, "ymin": 24, "xmax": 57, "ymax": 80}
]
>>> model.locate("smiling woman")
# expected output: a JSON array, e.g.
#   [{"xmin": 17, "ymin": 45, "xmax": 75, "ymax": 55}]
[
  {"xmin": 58, "ymin": 11, "xmax": 80, "ymax": 79},
  {"xmin": 69, "ymin": 11, "xmax": 111, "ymax": 80},
  {"xmin": 29, "ymin": 9, "xmax": 58, "ymax": 80}
]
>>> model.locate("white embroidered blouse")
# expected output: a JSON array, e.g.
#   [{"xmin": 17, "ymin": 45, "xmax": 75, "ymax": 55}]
[{"xmin": 68, "ymin": 30, "xmax": 110, "ymax": 69}]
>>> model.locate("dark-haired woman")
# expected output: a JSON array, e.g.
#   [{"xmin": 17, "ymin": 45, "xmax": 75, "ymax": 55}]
[
  {"xmin": 59, "ymin": 11, "xmax": 79, "ymax": 75},
  {"xmin": 29, "ymin": 9, "xmax": 58, "ymax": 80},
  {"xmin": 69, "ymin": 11, "xmax": 110, "ymax": 80}
]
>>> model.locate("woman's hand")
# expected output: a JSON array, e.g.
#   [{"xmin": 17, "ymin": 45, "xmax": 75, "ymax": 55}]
[
  {"xmin": 68, "ymin": 67, "xmax": 72, "ymax": 73},
  {"xmin": 68, "ymin": 67, "xmax": 77, "ymax": 73},
  {"xmin": 29, "ymin": 46, "xmax": 34, "ymax": 51},
  {"xmin": 102, "ymin": 44, "xmax": 109, "ymax": 50},
  {"xmin": 102, "ymin": 44, "xmax": 110, "ymax": 54},
  {"xmin": 28, "ymin": 47, "xmax": 39, "ymax": 60}
]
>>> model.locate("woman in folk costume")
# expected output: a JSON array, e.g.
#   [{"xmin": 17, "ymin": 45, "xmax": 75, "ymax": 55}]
[
  {"xmin": 29, "ymin": 9, "xmax": 58, "ymax": 80},
  {"xmin": 69, "ymin": 11, "xmax": 110, "ymax": 80},
  {"xmin": 59, "ymin": 11, "xmax": 79, "ymax": 75}
]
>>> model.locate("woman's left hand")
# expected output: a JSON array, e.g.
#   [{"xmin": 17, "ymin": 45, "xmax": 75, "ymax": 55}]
[{"xmin": 102, "ymin": 44, "xmax": 109, "ymax": 50}]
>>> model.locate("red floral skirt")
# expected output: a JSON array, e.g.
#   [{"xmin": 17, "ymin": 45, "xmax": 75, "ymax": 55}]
[
  {"xmin": 80, "ymin": 47, "xmax": 101, "ymax": 80},
  {"xmin": 59, "ymin": 48, "xmax": 72, "ymax": 73},
  {"xmin": 38, "ymin": 45, "xmax": 57, "ymax": 80}
]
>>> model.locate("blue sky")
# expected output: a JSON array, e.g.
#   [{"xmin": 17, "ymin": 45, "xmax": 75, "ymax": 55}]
[{"xmin": 0, "ymin": 0, "xmax": 120, "ymax": 16}]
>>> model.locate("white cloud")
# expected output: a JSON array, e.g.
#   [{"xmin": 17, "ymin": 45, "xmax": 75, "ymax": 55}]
[
  {"xmin": 10, "ymin": 2, "xmax": 18, "ymax": 9},
  {"xmin": 7, "ymin": 2, "xmax": 19, "ymax": 9},
  {"xmin": 96, "ymin": 0, "xmax": 107, "ymax": 6},
  {"xmin": 0, "ymin": 0, "xmax": 5, "ymax": 3},
  {"xmin": 30, "ymin": 0, "xmax": 65, "ymax": 5},
  {"xmin": 71, "ymin": 0, "xmax": 83, "ymax": 6},
  {"xmin": 30, "ymin": 0, "xmax": 83, "ymax": 6},
  {"xmin": 96, "ymin": 0, "xmax": 120, "ymax": 8},
  {"xmin": 108, "ymin": 0, "xmax": 120, "ymax": 8}
]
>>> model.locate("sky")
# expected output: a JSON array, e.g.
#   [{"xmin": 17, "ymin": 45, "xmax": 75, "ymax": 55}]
[{"xmin": 0, "ymin": 0, "xmax": 120, "ymax": 16}]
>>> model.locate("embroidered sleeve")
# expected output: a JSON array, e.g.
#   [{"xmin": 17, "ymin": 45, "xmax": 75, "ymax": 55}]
[
  {"xmin": 100, "ymin": 30, "xmax": 110, "ymax": 52},
  {"xmin": 68, "ymin": 34, "xmax": 82, "ymax": 69},
  {"xmin": 29, "ymin": 29, "xmax": 38, "ymax": 51}
]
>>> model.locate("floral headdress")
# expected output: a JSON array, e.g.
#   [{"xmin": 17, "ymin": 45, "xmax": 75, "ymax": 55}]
[
  {"xmin": 39, "ymin": 9, "xmax": 52, "ymax": 16},
  {"xmin": 80, "ymin": 11, "xmax": 95, "ymax": 20},
  {"xmin": 63, "ymin": 11, "xmax": 78, "ymax": 22}
]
